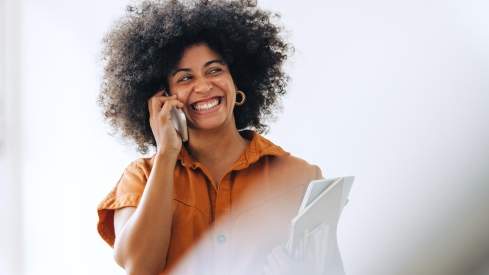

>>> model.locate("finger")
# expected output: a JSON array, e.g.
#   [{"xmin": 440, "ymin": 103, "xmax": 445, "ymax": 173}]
[
  {"xmin": 148, "ymin": 91, "xmax": 164, "ymax": 117},
  {"xmin": 149, "ymin": 94, "xmax": 177, "ymax": 118},
  {"xmin": 159, "ymin": 97, "xmax": 184, "ymax": 114},
  {"xmin": 152, "ymin": 94, "xmax": 177, "ymax": 107},
  {"xmin": 154, "ymin": 90, "xmax": 165, "ymax": 97},
  {"xmin": 159, "ymin": 98, "xmax": 184, "ymax": 121}
]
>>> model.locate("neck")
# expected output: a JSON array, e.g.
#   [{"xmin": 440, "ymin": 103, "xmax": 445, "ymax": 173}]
[{"xmin": 186, "ymin": 124, "xmax": 249, "ymax": 167}]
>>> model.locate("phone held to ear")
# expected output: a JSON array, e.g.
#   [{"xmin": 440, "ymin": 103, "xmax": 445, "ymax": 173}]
[{"xmin": 164, "ymin": 91, "xmax": 188, "ymax": 142}]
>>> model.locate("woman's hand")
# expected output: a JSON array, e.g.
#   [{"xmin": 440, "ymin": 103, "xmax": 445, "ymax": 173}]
[{"xmin": 148, "ymin": 90, "xmax": 185, "ymax": 156}]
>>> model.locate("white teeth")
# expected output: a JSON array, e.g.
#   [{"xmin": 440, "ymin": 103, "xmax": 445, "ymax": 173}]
[{"xmin": 192, "ymin": 98, "xmax": 220, "ymax": 111}]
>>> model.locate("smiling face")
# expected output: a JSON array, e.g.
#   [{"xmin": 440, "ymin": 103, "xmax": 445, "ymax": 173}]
[{"xmin": 167, "ymin": 43, "xmax": 238, "ymax": 132}]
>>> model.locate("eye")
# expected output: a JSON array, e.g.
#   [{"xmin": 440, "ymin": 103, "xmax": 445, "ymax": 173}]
[
  {"xmin": 177, "ymin": 74, "xmax": 192, "ymax": 83},
  {"xmin": 208, "ymin": 67, "xmax": 223, "ymax": 75}
]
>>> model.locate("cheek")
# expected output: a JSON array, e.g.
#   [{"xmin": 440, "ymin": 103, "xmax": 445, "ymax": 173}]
[
  {"xmin": 171, "ymin": 88, "xmax": 189, "ymax": 103},
  {"xmin": 224, "ymin": 88, "xmax": 236, "ymax": 107},
  {"xmin": 216, "ymin": 77, "xmax": 236, "ymax": 99},
  {"xmin": 168, "ymin": 81, "xmax": 185, "ymax": 96}
]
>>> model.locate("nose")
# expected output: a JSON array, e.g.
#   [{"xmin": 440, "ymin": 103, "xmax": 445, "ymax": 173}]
[{"xmin": 193, "ymin": 77, "xmax": 212, "ymax": 94}]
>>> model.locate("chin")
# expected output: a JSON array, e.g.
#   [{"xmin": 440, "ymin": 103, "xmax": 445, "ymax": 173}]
[
  {"xmin": 192, "ymin": 113, "xmax": 238, "ymax": 132},
  {"xmin": 190, "ymin": 118, "xmax": 227, "ymax": 131}
]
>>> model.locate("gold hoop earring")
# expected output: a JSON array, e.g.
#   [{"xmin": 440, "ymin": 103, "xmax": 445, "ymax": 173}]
[{"xmin": 235, "ymin": 90, "xmax": 246, "ymax": 106}]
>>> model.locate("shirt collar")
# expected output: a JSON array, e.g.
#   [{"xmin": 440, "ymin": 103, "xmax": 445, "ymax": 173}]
[{"xmin": 177, "ymin": 130, "xmax": 288, "ymax": 171}]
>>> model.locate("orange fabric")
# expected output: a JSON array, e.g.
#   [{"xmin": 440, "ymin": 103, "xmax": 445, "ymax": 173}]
[{"xmin": 97, "ymin": 130, "xmax": 323, "ymax": 274}]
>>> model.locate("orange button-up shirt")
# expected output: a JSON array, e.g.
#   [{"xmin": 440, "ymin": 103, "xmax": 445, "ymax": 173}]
[{"xmin": 97, "ymin": 130, "xmax": 323, "ymax": 274}]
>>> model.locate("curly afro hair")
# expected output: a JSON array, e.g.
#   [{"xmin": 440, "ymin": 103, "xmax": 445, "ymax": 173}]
[{"xmin": 98, "ymin": 0, "xmax": 292, "ymax": 154}]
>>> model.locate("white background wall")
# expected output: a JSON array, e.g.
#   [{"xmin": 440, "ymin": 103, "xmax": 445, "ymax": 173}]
[
  {"xmin": 1, "ymin": 0, "xmax": 488, "ymax": 274},
  {"xmin": 1, "ymin": 0, "xmax": 22, "ymax": 274}
]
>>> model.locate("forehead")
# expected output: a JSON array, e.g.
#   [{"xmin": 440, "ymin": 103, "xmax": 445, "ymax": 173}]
[{"xmin": 176, "ymin": 43, "xmax": 223, "ymax": 68}]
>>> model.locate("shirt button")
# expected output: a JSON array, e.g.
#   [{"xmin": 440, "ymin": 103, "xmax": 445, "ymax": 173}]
[{"xmin": 216, "ymin": 234, "xmax": 226, "ymax": 244}]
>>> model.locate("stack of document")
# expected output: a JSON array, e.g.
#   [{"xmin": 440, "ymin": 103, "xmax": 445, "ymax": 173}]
[{"xmin": 286, "ymin": 177, "xmax": 354, "ymax": 274}]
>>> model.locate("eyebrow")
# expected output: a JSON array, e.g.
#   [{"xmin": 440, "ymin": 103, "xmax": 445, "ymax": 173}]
[{"xmin": 171, "ymin": 59, "xmax": 226, "ymax": 76}]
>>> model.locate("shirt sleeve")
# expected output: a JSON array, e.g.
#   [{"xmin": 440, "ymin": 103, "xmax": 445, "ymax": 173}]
[{"xmin": 96, "ymin": 159, "xmax": 149, "ymax": 247}]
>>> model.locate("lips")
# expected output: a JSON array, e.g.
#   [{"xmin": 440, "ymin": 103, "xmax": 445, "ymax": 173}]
[{"xmin": 190, "ymin": 96, "xmax": 223, "ymax": 112}]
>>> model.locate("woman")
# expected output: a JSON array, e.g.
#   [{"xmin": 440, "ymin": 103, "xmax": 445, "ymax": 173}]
[{"xmin": 96, "ymin": 1, "xmax": 323, "ymax": 274}]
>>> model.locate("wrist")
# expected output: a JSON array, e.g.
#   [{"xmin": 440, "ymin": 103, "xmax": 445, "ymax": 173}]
[{"xmin": 155, "ymin": 148, "xmax": 180, "ymax": 161}]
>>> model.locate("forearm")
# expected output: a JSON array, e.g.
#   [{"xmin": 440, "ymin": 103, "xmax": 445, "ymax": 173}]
[{"xmin": 114, "ymin": 153, "xmax": 177, "ymax": 274}]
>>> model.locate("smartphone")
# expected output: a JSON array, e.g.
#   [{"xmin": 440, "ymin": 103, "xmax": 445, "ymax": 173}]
[{"xmin": 164, "ymin": 91, "xmax": 188, "ymax": 142}]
